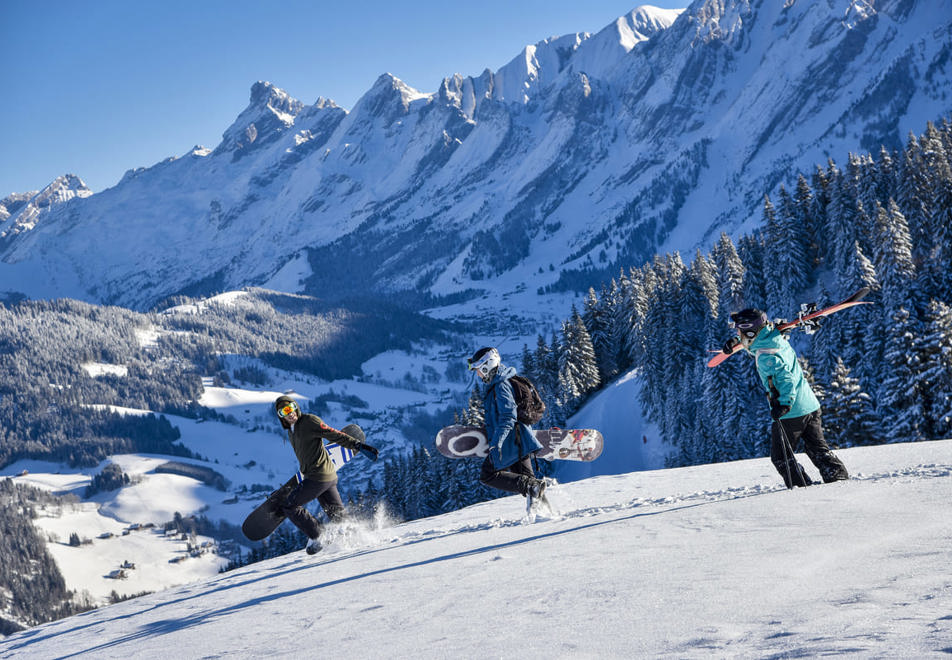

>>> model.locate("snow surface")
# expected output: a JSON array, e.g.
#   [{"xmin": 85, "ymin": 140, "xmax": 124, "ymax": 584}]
[
  {"xmin": 3, "ymin": 440, "xmax": 950, "ymax": 658},
  {"xmin": 81, "ymin": 363, "xmax": 129, "ymax": 378}
]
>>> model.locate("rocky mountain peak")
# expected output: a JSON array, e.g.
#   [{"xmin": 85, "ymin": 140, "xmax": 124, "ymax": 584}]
[{"xmin": 218, "ymin": 82, "xmax": 305, "ymax": 156}]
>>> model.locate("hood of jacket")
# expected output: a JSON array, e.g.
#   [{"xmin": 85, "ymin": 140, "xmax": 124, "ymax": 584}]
[{"xmin": 487, "ymin": 364, "xmax": 517, "ymax": 389}]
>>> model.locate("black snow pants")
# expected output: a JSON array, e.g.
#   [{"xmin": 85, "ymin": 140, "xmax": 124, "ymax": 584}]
[
  {"xmin": 771, "ymin": 410, "xmax": 849, "ymax": 488},
  {"xmin": 278, "ymin": 476, "xmax": 346, "ymax": 539},
  {"xmin": 480, "ymin": 454, "xmax": 534, "ymax": 496}
]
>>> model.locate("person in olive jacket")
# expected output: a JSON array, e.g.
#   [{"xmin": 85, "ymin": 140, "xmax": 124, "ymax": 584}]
[
  {"xmin": 273, "ymin": 395, "xmax": 378, "ymax": 554},
  {"xmin": 723, "ymin": 309, "xmax": 848, "ymax": 488}
]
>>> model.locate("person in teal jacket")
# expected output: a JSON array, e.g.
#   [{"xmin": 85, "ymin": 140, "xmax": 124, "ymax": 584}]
[
  {"xmin": 724, "ymin": 308, "xmax": 849, "ymax": 488},
  {"xmin": 468, "ymin": 347, "xmax": 547, "ymax": 498}
]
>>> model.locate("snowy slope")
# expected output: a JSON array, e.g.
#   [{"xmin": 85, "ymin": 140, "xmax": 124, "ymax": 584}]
[
  {"xmin": 1, "ymin": 1, "xmax": 948, "ymax": 313},
  {"xmin": 2, "ymin": 439, "xmax": 950, "ymax": 658}
]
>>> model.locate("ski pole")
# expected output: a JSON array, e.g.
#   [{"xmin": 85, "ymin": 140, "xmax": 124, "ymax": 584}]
[{"xmin": 777, "ymin": 418, "xmax": 796, "ymax": 488}]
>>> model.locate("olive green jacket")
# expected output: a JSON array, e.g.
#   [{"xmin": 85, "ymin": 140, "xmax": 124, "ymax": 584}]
[{"xmin": 288, "ymin": 414, "xmax": 362, "ymax": 481}]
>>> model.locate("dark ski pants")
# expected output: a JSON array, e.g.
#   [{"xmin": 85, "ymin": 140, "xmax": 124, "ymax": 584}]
[
  {"xmin": 480, "ymin": 455, "xmax": 534, "ymax": 496},
  {"xmin": 277, "ymin": 476, "xmax": 346, "ymax": 539},
  {"xmin": 771, "ymin": 410, "xmax": 849, "ymax": 488}
]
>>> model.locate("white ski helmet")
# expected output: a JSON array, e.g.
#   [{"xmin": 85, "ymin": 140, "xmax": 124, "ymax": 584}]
[{"xmin": 468, "ymin": 347, "xmax": 501, "ymax": 379}]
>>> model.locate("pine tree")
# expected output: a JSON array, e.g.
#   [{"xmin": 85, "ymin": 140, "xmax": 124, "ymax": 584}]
[
  {"xmin": 823, "ymin": 358, "xmax": 880, "ymax": 447},
  {"xmin": 678, "ymin": 251, "xmax": 717, "ymax": 357},
  {"xmin": 459, "ymin": 386, "xmax": 485, "ymax": 426},
  {"xmin": 737, "ymin": 234, "xmax": 766, "ymax": 310},
  {"xmin": 762, "ymin": 194, "xmax": 785, "ymax": 312},
  {"xmin": 914, "ymin": 300, "xmax": 952, "ymax": 439},
  {"xmin": 810, "ymin": 163, "xmax": 833, "ymax": 267},
  {"xmin": 874, "ymin": 146, "xmax": 896, "ymax": 205},
  {"xmin": 872, "ymin": 199, "xmax": 916, "ymax": 313},
  {"xmin": 777, "ymin": 184, "xmax": 811, "ymax": 294},
  {"xmin": 836, "ymin": 240, "xmax": 879, "ymax": 384},
  {"xmin": 557, "ymin": 307, "xmax": 600, "ymax": 416},
  {"xmin": 880, "ymin": 305, "xmax": 925, "ymax": 442},
  {"xmin": 711, "ymin": 233, "xmax": 745, "ymax": 315},
  {"xmin": 921, "ymin": 127, "xmax": 952, "ymax": 300},
  {"xmin": 896, "ymin": 132, "xmax": 931, "ymax": 267},
  {"xmin": 622, "ymin": 266, "xmax": 656, "ymax": 369},
  {"xmin": 825, "ymin": 164, "xmax": 866, "ymax": 290},
  {"xmin": 706, "ymin": 233, "xmax": 756, "ymax": 460},
  {"xmin": 700, "ymin": 310, "xmax": 750, "ymax": 461},
  {"xmin": 581, "ymin": 287, "xmax": 618, "ymax": 382},
  {"xmin": 532, "ymin": 334, "xmax": 560, "ymax": 426}
]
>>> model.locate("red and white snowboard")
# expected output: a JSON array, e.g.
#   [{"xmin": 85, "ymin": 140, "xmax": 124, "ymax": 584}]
[{"xmin": 435, "ymin": 425, "xmax": 603, "ymax": 462}]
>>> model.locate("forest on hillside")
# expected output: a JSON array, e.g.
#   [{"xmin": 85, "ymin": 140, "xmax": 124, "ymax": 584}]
[{"xmin": 0, "ymin": 290, "xmax": 448, "ymax": 469}]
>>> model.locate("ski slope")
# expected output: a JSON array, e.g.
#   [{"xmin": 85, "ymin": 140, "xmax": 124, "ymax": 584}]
[{"xmin": 3, "ymin": 439, "xmax": 950, "ymax": 658}]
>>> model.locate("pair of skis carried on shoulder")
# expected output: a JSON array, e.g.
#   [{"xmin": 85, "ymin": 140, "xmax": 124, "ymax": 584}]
[{"xmin": 707, "ymin": 287, "xmax": 872, "ymax": 368}]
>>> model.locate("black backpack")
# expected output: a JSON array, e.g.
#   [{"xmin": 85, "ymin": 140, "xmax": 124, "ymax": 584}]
[{"xmin": 506, "ymin": 375, "xmax": 546, "ymax": 425}]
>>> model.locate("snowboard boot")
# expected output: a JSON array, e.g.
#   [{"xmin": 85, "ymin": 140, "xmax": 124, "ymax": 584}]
[
  {"xmin": 519, "ymin": 476, "xmax": 547, "ymax": 499},
  {"xmin": 305, "ymin": 536, "xmax": 323, "ymax": 555},
  {"xmin": 528, "ymin": 478, "xmax": 547, "ymax": 500},
  {"xmin": 816, "ymin": 453, "xmax": 849, "ymax": 483}
]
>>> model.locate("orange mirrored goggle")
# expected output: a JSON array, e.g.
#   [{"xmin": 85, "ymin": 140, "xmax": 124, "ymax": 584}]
[{"xmin": 277, "ymin": 402, "xmax": 300, "ymax": 418}]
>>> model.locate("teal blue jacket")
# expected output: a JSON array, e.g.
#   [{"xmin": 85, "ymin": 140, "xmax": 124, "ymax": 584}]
[{"xmin": 745, "ymin": 326, "xmax": 820, "ymax": 419}]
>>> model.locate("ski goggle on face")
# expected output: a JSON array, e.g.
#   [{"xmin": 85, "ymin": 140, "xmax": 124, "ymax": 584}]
[
  {"xmin": 729, "ymin": 319, "xmax": 764, "ymax": 339},
  {"xmin": 469, "ymin": 360, "xmax": 493, "ymax": 376},
  {"xmin": 277, "ymin": 402, "xmax": 300, "ymax": 418},
  {"xmin": 468, "ymin": 354, "xmax": 496, "ymax": 377}
]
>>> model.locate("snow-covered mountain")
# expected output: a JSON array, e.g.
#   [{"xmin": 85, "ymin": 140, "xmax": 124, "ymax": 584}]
[
  {"xmin": 0, "ymin": 175, "xmax": 91, "ymax": 244},
  {"xmin": 1, "ymin": 1, "xmax": 948, "ymax": 311},
  {"xmin": 3, "ymin": 438, "xmax": 950, "ymax": 657}
]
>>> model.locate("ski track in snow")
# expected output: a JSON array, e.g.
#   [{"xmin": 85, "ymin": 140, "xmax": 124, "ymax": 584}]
[{"xmin": 299, "ymin": 462, "xmax": 952, "ymax": 566}]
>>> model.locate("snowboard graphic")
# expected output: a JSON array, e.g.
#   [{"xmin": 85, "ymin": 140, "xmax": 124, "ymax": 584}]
[
  {"xmin": 707, "ymin": 287, "xmax": 872, "ymax": 368},
  {"xmin": 435, "ymin": 425, "xmax": 603, "ymax": 462},
  {"xmin": 241, "ymin": 424, "xmax": 362, "ymax": 541}
]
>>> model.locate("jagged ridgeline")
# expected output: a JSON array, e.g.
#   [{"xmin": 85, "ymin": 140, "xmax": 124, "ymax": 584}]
[
  {"xmin": 558, "ymin": 118, "xmax": 952, "ymax": 466},
  {"xmin": 0, "ymin": 288, "xmax": 449, "ymax": 469}
]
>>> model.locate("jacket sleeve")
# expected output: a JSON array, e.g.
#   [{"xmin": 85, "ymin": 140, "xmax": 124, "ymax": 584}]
[
  {"xmin": 312, "ymin": 415, "xmax": 363, "ymax": 450},
  {"xmin": 489, "ymin": 379, "xmax": 518, "ymax": 448},
  {"xmin": 757, "ymin": 352, "xmax": 799, "ymax": 407}
]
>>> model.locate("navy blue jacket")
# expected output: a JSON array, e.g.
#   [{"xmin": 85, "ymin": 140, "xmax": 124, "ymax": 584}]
[{"xmin": 482, "ymin": 365, "xmax": 543, "ymax": 468}]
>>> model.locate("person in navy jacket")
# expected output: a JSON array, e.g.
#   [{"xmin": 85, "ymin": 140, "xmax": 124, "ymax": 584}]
[{"xmin": 468, "ymin": 347, "xmax": 547, "ymax": 498}]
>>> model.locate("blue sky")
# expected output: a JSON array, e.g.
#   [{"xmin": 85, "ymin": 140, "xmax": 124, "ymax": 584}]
[{"xmin": 0, "ymin": 1, "xmax": 685, "ymax": 196}]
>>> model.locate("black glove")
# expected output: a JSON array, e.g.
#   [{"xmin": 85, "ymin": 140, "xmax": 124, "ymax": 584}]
[
  {"xmin": 769, "ymin": 398, "xmax": 791, "ymax": 420},
  {"xmin": 722, "ymin": 336, "xmax": 742, "ymax": 354},
  {"xmin": 357, "ymin": 443, "xmax": 379, "ymax": 461},
  {"xmin": 282, "ymin": 471, "xmax": 305, "ymax": 508}
]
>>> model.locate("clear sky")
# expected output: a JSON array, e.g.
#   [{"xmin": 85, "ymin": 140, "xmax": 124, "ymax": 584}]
[{"xmin": 0, "ymin": 0, "xmax": 686, "ymax": 196}]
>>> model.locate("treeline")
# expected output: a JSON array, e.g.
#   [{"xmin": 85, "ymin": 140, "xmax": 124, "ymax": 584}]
[
  {"xmin": 160, "ymin": 288, "xmax": 452, "ymax": 382},
  {"xmin": 0, "ymin": 289, "xmax": 448, "ymax": 469},
  {"xmin": 0, "ymin": 479, "xmax": 88, "ymax": 634}
]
